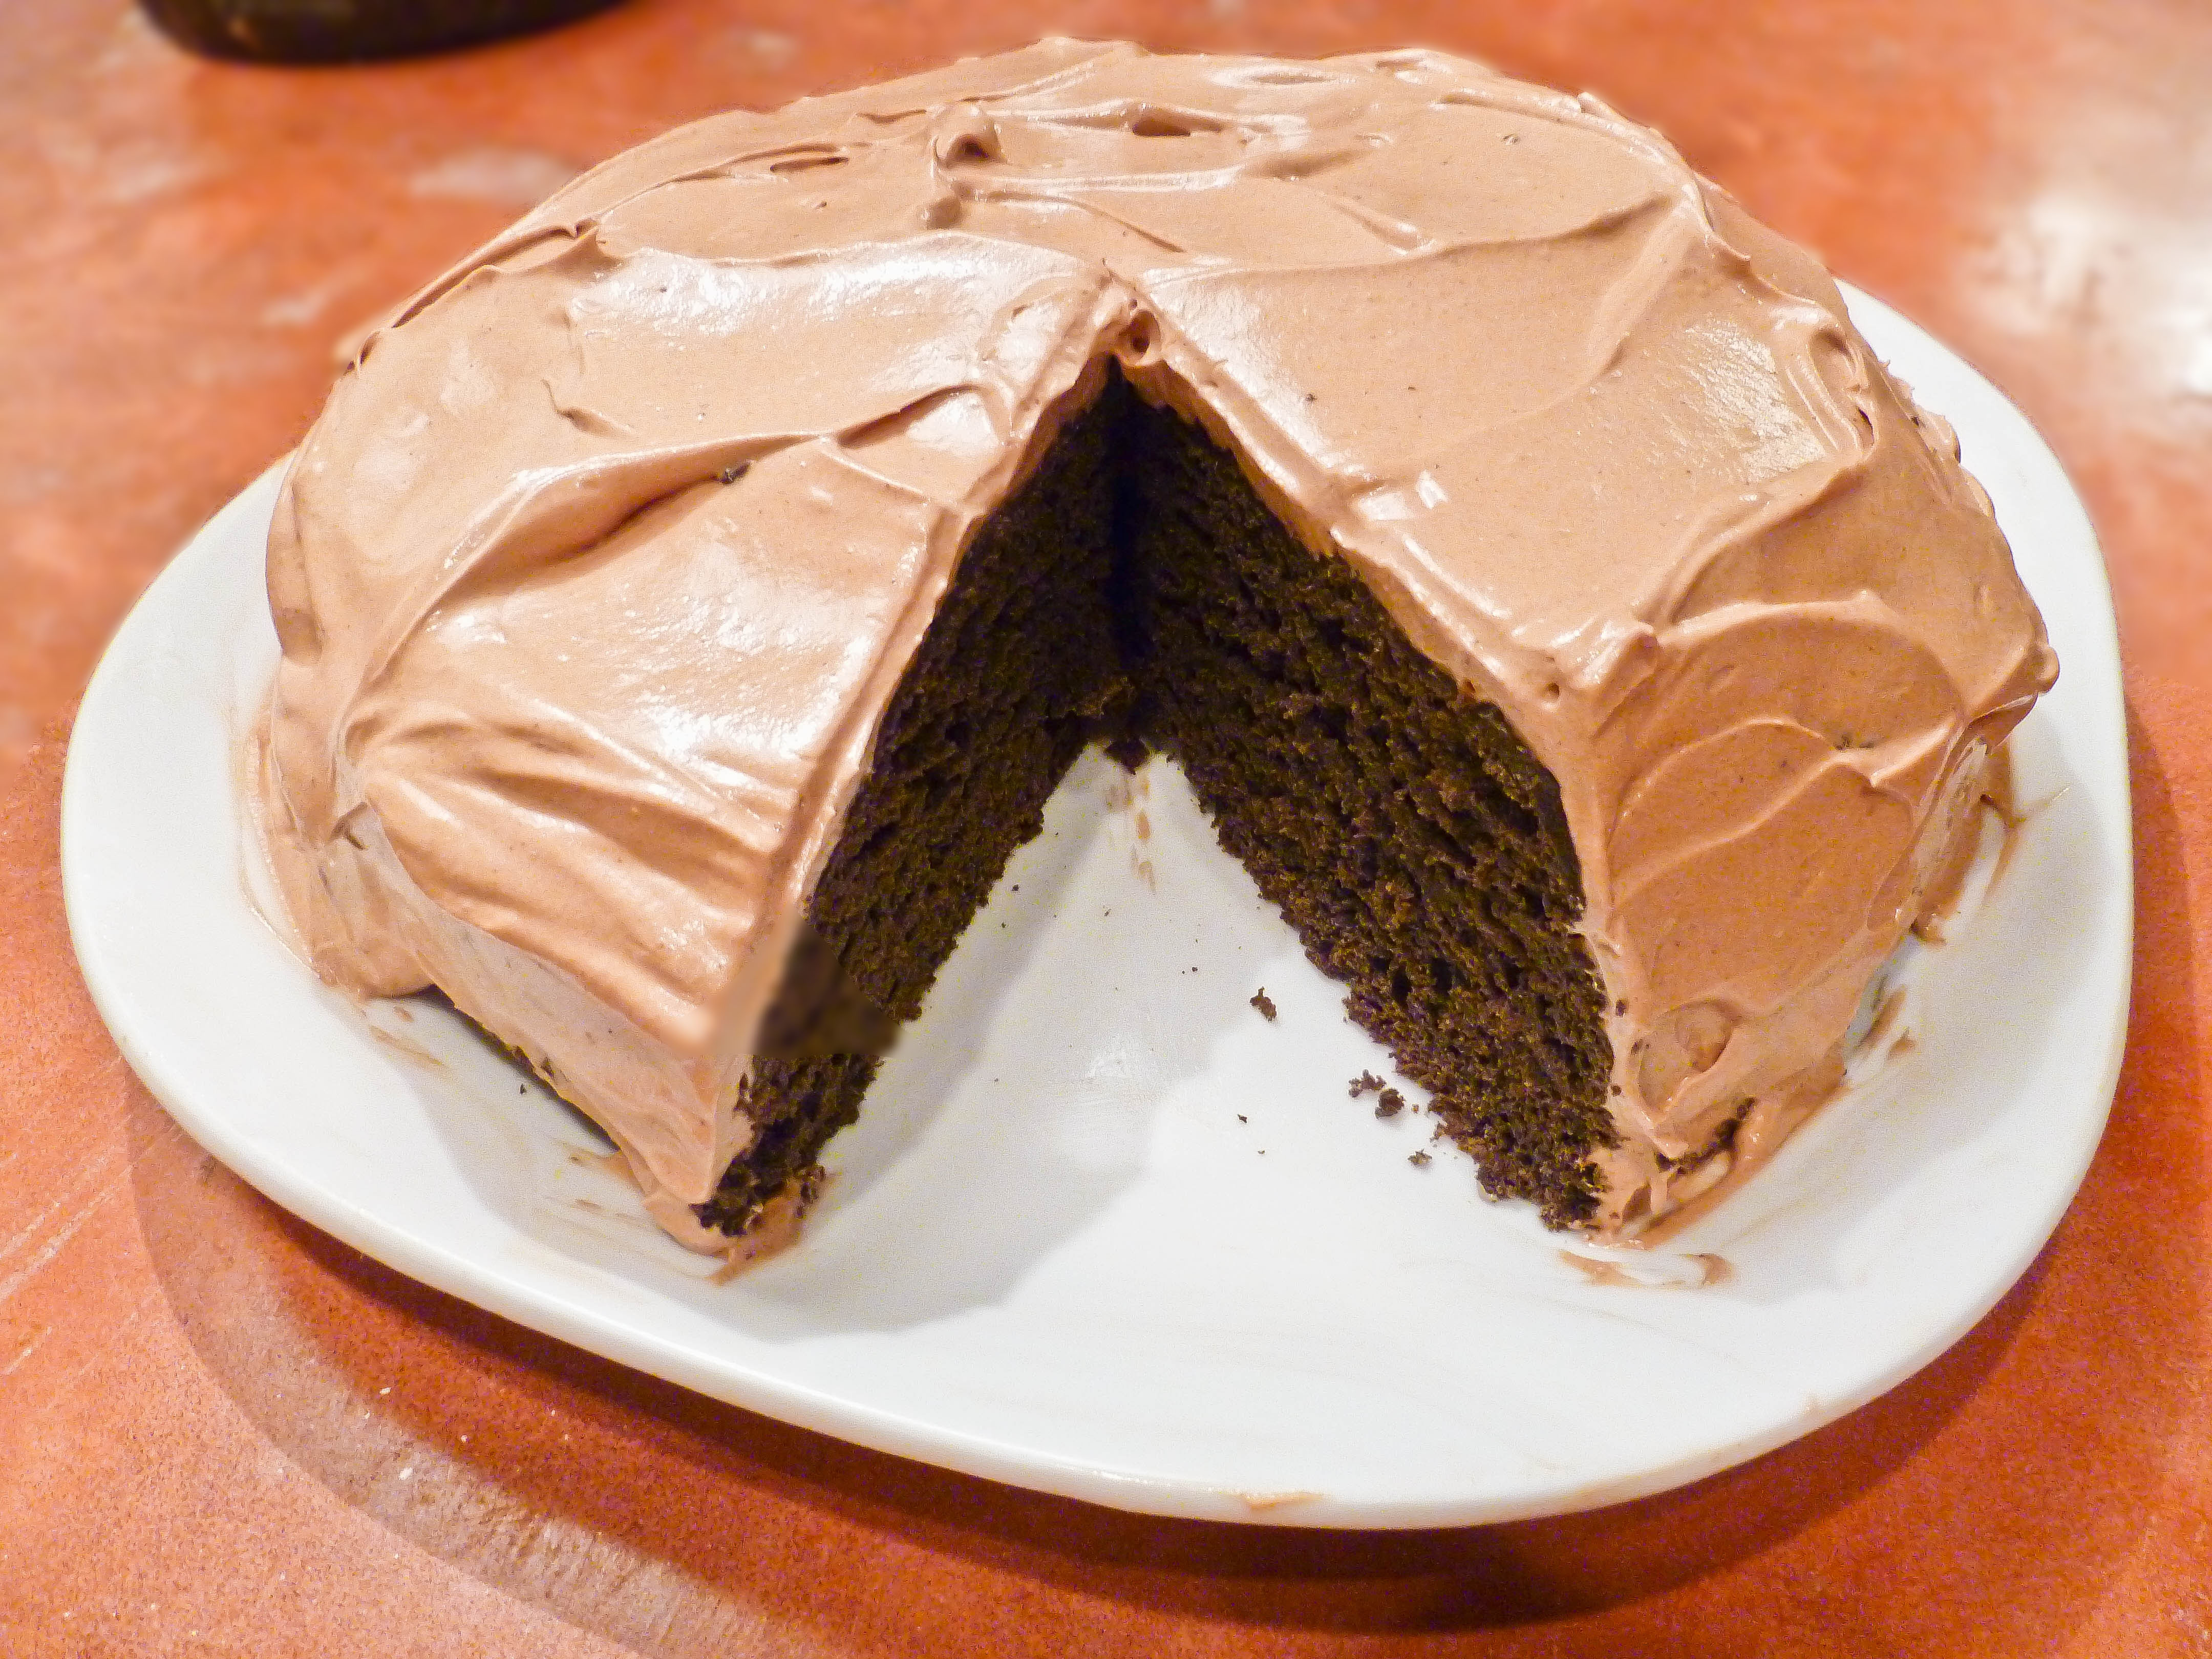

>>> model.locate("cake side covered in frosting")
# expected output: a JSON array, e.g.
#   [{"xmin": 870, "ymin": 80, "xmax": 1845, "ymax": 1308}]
[{"xmin": 259, "ymin": 40, "xmax": 2056, "ymax": 1244}]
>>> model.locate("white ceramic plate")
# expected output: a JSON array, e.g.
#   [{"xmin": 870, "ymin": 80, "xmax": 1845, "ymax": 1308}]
[{"xmin": 62, "ymin": 289, "xmax": 2131, "ymax": 1527}]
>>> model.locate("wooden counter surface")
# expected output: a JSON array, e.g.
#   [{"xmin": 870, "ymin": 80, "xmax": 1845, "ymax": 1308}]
[{"xmin": 4, "ymin": 3, "xmax": 2207, "ymax": 1652}]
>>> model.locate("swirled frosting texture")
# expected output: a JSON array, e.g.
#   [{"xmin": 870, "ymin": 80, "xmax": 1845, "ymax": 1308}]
[{"xmin": 260, "ymin": 40, "xmax": 2056, "ymax": 1242}]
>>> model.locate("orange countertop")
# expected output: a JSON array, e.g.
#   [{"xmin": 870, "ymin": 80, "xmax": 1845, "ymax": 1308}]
[{"xmin": 3, "ymin": 3, "xmax": 2207, "ymax": 1653}]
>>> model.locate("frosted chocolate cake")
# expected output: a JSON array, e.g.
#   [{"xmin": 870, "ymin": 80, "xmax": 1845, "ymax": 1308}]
[{"xmin": 256, "ymin": 41, "xmax": 2056, "ymax": 1253}]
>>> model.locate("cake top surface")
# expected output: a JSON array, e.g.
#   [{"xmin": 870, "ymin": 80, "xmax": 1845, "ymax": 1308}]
[{"xmin": 261, "ymin": 41, "xmax": 2055, "ymax": 1222}]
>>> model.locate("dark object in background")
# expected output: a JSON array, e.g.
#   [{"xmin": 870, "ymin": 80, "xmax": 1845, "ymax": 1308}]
[{"xmin": 138, "ymin": 0, "xmax": 625, "ymax": 62}]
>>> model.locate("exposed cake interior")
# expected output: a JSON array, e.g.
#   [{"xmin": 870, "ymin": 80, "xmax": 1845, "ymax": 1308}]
[
  {"xmin": 707, "ymin": 373, "xmax": 1617, "ymax": 1239},
  {"xmin": 1124, "ymin": 396, "xmax": 1615, "ymax": 1228},
  {"xmin": 698, "ymin": 381, "xmax": 1130, "ymax": 1234}
]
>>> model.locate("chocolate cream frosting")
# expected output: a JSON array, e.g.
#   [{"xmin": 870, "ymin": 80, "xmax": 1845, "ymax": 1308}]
[{"xmin": 258, "ymin": 40, "xmax": 2057, "ymax": 1248}]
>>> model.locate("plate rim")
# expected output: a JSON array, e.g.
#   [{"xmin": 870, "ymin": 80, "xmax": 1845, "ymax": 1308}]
[{"xmin": 60, "ymin": 282, "xmax": 2135, "ymax": 1527}]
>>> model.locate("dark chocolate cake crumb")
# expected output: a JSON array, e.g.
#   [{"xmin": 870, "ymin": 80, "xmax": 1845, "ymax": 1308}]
[
  {"xmin": 1131, "ymin": 392, "xmax": 1614, "ymax": 1226},
  {"xmin": 701, "ymin": 371, "xmax": 1617, "ymax": 1239},
  {"xmin": 1103, "ymin": 732, "xmax": 1150, "ymax": 771},
  {"xmin": 695, "ymin": 380, "xmax": 1128, "ymax": 1238},
  {"xmin": 1249, "ymin": 988, "xmax": 1278, "ymax": 1020},
  {"xmin": 1408, "ymin": 1150, "xmax": 1432, "ymax": 1168},
  {"xmin": 1374, "ymin": 1087, "xmax": 1405, "ymax": 1119}
]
